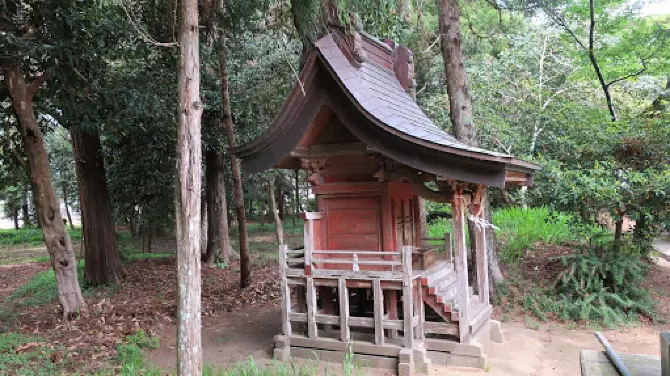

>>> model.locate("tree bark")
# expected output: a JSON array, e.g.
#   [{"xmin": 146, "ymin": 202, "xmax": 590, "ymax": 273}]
[
  {"xmin": 277, "ymin": 178, "xmax": 285, "ymax": 220},
  {"xmin": 435, "ymin": 0, "xmax": 504, "ymax": 287},
  {"xmin": 176, "ymin": 0, "xmax": 203, "ymax": 372},
  {"xmin": 219, "ymin": 40, "xmax": 251, "ymax": 288},
  {"xmin": 436, "ymin": 0, "xmax": 476, "ymax": 146},
  {"xmin": 12, "ymin": 205, "xmax": 19, "ymax": 230},
  {"xmin": 3, "ymin": 64, "xmax": 85, "ymax": 317},
  {"xmin": 71, "ymin": 127, "xmax": 123, "ymax": 286},
  {"xmin": 268, "ymin": 176, "xmax": 284, "ymax": 246},
  {"xmin": 418, "ymin": 197, "xmax": 428, "ymax": 239},
  {"xmin": 62, "ymin": 185, "xmax": 74, "ymax": 230},
  {"xmin": 22, "ymin": 195, "xmax": 31, "ymax": 228},
  {"xmin": 203, "ymin": 147, "xmax": 232, "ymax": 264}
]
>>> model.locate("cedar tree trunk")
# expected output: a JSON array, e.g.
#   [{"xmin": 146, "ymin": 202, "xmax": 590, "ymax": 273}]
[
  {"xmin": 268, "ymin": 176, "xmax": 284, "ymax": 246},
  {"xmin": 12, "ymin": 205, "xmax": 19, "ymax": 229},
  {"xmin": 203, "ymin": 147, "xmax": 232, "ymax": 264},
  {"xmin": 435, "ymin": 0, "xmax": 504, "ymax": 286},
  {"xmin": 71, "ymin": 127, "xmax": 123, "ymax": 286},
  {"xmin": 3, "ymin": 64, "xmax": 85, "ymax": 317},
  {"xmin": 62, "ymin": 185, "xmax": 74, "ymax": 230},
  {"xmin": 219, "ymin": 41, "xmax": 251, "ymax": 288},
  {"xmin": 176, "ymin": 0, "xmax": 203, "ymax": 372}
]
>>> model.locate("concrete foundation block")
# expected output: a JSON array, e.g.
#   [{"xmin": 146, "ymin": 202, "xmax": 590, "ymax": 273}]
[
  {"xmin": 447, "ymin": 353, "xmax": 488, "ymax": 369},
  {"xmin": 398, "ymin": 362, "xmax": 412, "ymax": 376},
  {"xmin": 399, "ymin": 348, "xmax": 414, "ymax": 363},
  {"xmin": 274, "ymin": 335, "xmax": 289, "ymax": 348},
  {"xmin": 273, "ymin": 346, "xmax": 290, "ymax": 361},
  {"xmin": 490, "ymin": 320, "xmax": 504, "ymax": 343}
]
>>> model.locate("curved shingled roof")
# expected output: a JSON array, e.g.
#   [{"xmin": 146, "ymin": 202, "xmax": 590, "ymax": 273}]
[{"xmin": 232, "ymin": 30, "xmax": 540, "ymax": 187}]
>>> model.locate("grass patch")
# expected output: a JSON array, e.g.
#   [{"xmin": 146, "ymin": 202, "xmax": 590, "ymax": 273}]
[
  {"xmin": 0, "ymin": 333, "xmax": 66, "ymax": 375},
  {"xmin": 0, "ymin": 227, "xmax": 82, "ymax": 247},
  {"xmin": 7, "ymin": 261, "xmax": 84, "ymax": 308}
]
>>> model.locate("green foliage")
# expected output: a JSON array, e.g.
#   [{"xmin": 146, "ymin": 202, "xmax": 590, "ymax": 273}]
[
  {"xmin": 0, "ymin": 333, "xmax": 65, "ymax": 376},
  {"xmin": 523, "ymin": 242, "xmax": 655, "ymax": 327},
  {"xmin": 493, "ymin": 207, "xmax": 608, "ymax": 263}
]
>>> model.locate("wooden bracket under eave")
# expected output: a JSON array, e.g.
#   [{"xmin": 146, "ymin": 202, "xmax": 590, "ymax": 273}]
[{"xmin": 505, "ymin": 170, "xmax": 534, "ymax": 187}]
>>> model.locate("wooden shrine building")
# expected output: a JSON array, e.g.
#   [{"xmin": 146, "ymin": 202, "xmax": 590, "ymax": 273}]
[{"xmin": 232, "ymin": 9, "xmax": 540, "ymax": 375}]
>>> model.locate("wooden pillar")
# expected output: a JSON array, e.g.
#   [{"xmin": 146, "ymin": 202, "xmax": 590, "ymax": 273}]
[
  {"xmin": 402, "ymin": 245, "xmax": 414, "ymax": 348},
  {"xmin": 474, "ymin": 210, "xmax": 490, "ymax": 305},
  {"xmin": 279, "ymin": 245, "xmax": 291, "ymax": 337},
  {"xmin": 301, "ymin": 212, "xmax": 322, "ymax": 275},
  {"xmin": 385, "ymin": 291, "xmax": 399, "ymax": 338},
  {"xmin": 373, "ymin": 278, "xmax": 384, "ymax": 345},
  {"xmin": 452, "ymin": 191, "xmax": 471, "ymax": 343},
  {"xmin": 414, "ymin": 281, "xmax": 425, "ymax": 341},
  {"xmin": 338, "ymin": 277, "xmax": 350, "ymax": 342},
  {"xmin": 306, "ymin": 277, "xmax": 317, "ymax": 338}
]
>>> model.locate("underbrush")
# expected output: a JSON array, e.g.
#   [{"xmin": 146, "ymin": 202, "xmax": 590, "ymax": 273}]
[
  {"xmin": 493, "ymin": 207, "xmax": 608, "ymax": 263},
  {"xmin": 496, "ymin": 241, "xmax": 656, "ymax": 327},
  {"xmin": 0, "ymin": 333, "xmax": 66, "ymax": 375},
  {"xmin": 0, "ymin": 227, "xmax": 82, "ymax": 247}
]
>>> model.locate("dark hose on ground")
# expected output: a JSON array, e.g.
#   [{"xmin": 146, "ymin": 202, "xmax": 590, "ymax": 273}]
[{"xmin": 595, "ymin": 331, "xmax": 632, "ymax": 376}]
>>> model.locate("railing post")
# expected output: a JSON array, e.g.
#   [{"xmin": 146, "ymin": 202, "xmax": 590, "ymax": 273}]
[
  {"xmin": 338, "ymin": 277, "xmax": 350, "ymax": 342},
  {"xmin": 402, "ymin": 245, "xmax": 414, "ymax": 349},
  {"xmin": 303, "ymin": 217, "xmax": 313, "ymax": 275},
  {"xmin": 306, "ymin": 277, "xmax": 317, "ymax": 338},
  {"xmin": 279, "ymin": 245, "xmax": 291, "ymax": 337},
  {"xmin": 475, "ymin": 211, "xmax": 490, "ymax": 306},
  {"xmin": 373, "ymin": 278, "xmax": 384, "ymax": 345},
  {"xmin": 445, "ymin": 232, "xmax": 452, "ymax": 263},
  {"xmin": 453, "ymin": 190, "xmax": 471, "ymax": 343},
  {"xmin": 353, "ymin": 253, "xmax": 359, "ymax": 271}
]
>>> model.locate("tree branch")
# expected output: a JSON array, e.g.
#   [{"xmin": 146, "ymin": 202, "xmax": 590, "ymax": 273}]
[
  {"xmin": 606, "ymin": 59, "xmax": 648, "ymax": 88},
  {"xmin": 26, "ymin": 72, "xmax": 51, "ymax": 97}
]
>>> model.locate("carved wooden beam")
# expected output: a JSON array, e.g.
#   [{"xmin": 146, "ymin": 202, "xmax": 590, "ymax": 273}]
[{"xmin": 381, "ymin": 166, "xmax": 454, "ymax": 203}]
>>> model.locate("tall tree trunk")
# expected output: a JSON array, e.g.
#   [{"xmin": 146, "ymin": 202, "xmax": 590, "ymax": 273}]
[
  {"xmin": 22, "ymin": 194, "xmax": 31, "ymax": 228},
  {"xmin": 418, "ymin": 197, "xmax": 428, "ymax": 239},
  {"xmin": 268, "ymin": 176, "xmax": 284, "ymax": 246},
  {"xmin": 12, "ymin": 205, "xmax": 19, "ymax": 230},
  {"xmin": 203, "ymin": 147, "xmax": 232, "ymax": 264},
  {"xmin": 219, "ymin": 40, "xmax": 251, "ymax": 288},
  {"xmin": 176, "ymin": 0, "xmax": 203, "ymax": 372},
  {"xmin": 293, "ymin": 169, "xmax": 300, "ymax": 226},
  {"xmin": 62, "ymin": 186, "xmax": 74, "ymax": 230},
  {"xmin": 435, "ymin": 0, "xmax": 504, "ymax": 287},
  {"xmin": 3, "ymin": 64, "xmax": 84, "ymax": 317},
  {"xmin": 436, "ymin": 0, "xmax": 476, "ymax": 145},
  {"xmin": 277, "ymin": 178, "xmax": 285, "ymax": 221},
  {"xmin": 71, "ymin": 127, "xmax": 124, "ymax": 286},
  {"xmin": 200, "ymin": 191, "xmax": 208, "ymax": 255}
]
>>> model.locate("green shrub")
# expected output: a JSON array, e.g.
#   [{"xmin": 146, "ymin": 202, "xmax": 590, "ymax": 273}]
[{"xmin": 523, "ymin": 241, "xmax": 655, "ymax": 327}]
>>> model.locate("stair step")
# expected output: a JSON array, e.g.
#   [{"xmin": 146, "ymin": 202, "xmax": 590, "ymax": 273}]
[
  {"xmin": 428, "ymin": 271, "xmax": 456, "ymax": 296},
  {"xmin": 421, "ymin": 262, "xmax": 454, "ymax": 286}
]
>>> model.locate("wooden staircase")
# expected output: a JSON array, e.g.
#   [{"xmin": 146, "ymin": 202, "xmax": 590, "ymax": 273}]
[{"xmin": 420, "ymin": 261, "xmax": 492, "ymax": 339}]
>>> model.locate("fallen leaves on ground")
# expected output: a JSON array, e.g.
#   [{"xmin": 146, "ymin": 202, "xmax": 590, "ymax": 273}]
[{"xmin": 6, "ymin": 258, "xmax": 280, "ymax": 373}]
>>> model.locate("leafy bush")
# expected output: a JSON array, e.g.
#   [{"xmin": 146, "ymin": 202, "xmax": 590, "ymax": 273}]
[{"xmin": 523, "ymin": 241, "xmax": 655, "ymax": 327}]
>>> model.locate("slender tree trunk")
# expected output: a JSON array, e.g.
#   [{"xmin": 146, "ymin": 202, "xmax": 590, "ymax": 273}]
[
  {"xmin": 277, "ymin": 178, "xmax": 285, "ymax": 220},
  {"xmin": 219, "ymin": 40, "xmax": 251, "ymax": 288},
  {"xmin": 268, "ymin": 176, "xmax": 284, "ymax": 246},
  {"xmin": 435, "ymin": 0, "xmax": 504, "ymax": 287},
  {"xmin": 147, "ymin": 224, "xmax": 153, "ymax": 253},
  {"xmin": 418, "ymin": 197, "xmax": 428, "ymax": 239},
  {"xmin": 293, "ymin": 169, "xmax": 299, "ymax": 226},
  {"xmin": 62, "ymin": 186, "xmax": 74, "ymax": 230},
  {"xmin": 200, "ymin": 192, "xmax": 208, "ymax": 255},
  {"xmin": 176, "ymin": 0, "xmax": 203, "ymax": 372},
  {"xmin": 71, "ymin": 127, "xmax": 123, "ymax": 286},
  {"xmin": 203, "ymin": 147, "xmax": 232, "ymax": 264},
  {"xmin": 12, "ymin": 206, "xmax": 19, "ymax": 230},
  {"xmin": 3, "ymin": 64, "xmax": 85, "ymax": 317},
  {"xmin": 22, "ymin": 196, "xmax": 30, "ymax": 228}
]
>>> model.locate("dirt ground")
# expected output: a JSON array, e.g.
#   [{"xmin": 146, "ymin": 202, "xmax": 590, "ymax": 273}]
[{"xmin": 1, "ymin": 237, "xmax": 668, "ymax": 374}]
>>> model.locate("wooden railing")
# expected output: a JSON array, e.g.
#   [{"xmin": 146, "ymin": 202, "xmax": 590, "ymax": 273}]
[{"xmin": 278, "ymin": 245, "xmax": 422, "ymax": 349}]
